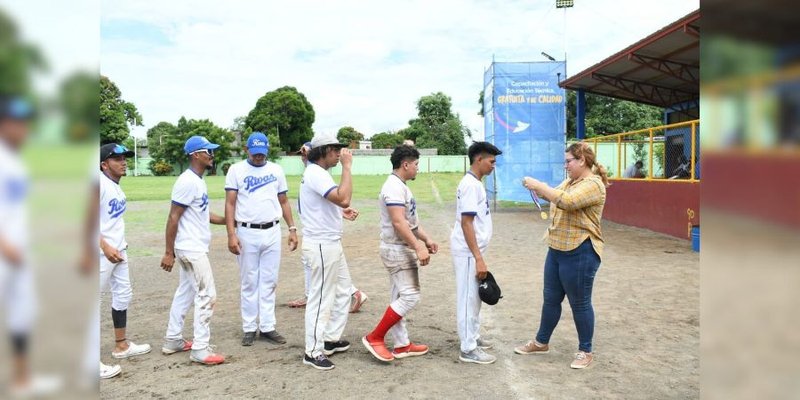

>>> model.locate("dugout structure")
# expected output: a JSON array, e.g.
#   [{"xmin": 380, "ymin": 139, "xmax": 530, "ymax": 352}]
[{"xmin": 560, "ymin": 10, "xmax": 701, "ymax": 240}]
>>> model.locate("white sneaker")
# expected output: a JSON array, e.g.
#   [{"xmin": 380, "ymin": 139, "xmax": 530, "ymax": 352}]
[
  {"xmin": 476, "ymin": 337, "xmax": 494, "ymax": 350},
  {"xmin": 112, "ymin": 341, "xmax": 152, "ymax": 359},
  {"xmin": 9, "ymin": 375, "xmax": 62, "ymax": 398},
  {"xmin": 459, "ymin": 347, "xmax": 497, "ymax": 364},
  {"xmin": 349, "ymin": 290, "xmax": 368, "ymax": 313},
  {"xmin": 100, "ymin": 362, "xmax": 122, "ymax": 379}
]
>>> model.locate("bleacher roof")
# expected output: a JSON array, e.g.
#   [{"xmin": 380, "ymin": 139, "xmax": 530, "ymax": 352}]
[{"xmin": 560, "ymin": 10, "xmax": 700, "ymax": 117}]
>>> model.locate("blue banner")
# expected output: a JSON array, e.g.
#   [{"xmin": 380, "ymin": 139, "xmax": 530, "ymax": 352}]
[{"xmin": 484, "ymin": 62, "xmax": 566, "ymax": 203}]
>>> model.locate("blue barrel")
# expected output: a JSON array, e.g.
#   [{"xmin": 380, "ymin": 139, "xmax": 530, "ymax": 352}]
[{"xmin": 691, "ymin": 226, "xmax": 700, "ymax": 252}]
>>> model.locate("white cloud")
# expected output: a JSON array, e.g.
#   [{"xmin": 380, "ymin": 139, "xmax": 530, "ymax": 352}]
[{"xmin": 100, "ymin": 0, "xmax": 699, "ymax": 142}]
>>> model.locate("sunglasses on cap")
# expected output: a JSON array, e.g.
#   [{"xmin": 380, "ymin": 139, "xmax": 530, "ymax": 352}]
[
  {"xmin": 191, "ymin": 148, "xmax": 214, "ymax": 156},
  {"xmin": 101, "ymin": 143, "xmax": 134, "ymax": 161},
  {"xmin": 112, "ymin": 144, "xmax": 130, "ymax": 154}
]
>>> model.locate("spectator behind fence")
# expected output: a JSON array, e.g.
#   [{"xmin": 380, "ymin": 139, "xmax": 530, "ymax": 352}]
[
  {"xmin": 623, "ymin": 161, "xmax": 645, "ymax": 178},
  {"xmin": 670, "ymin": 155, "xmax": 691, "ymax": 179}
]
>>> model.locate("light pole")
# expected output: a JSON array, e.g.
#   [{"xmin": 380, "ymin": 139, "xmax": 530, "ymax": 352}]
[
  {"xmin": 555, "ymin": 0, "xmax": 574, "ymax": 66},
  {"xmin": 134, "ymin": 138, "xmax": 138, "ymax": 176}
]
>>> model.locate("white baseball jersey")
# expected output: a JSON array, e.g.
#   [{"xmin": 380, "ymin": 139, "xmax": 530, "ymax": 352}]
[
  {"xmin": 450, "ymin": 171, "xmax": 493, "ymax": 256},
  {"xmin": 379, "ymin": 173, "xmax": 418, "ymax": 246},
  {"xmin": 171, "ymin": 169, "xmax": 211, "ymax": 252},
  {"xmin": 299, "ymin": 163, "xmax": 342, "ymax": 242},
  {"xmin": 0, "ymin": 140, "xmax": 28, "ymax": 250},
  {"xmin": 224, "ymin": 160, "xmax": 288, "ymax": 223},
  {"xmin": 99, "ymin": 171, "xmax": 128, "ymax": 253}
]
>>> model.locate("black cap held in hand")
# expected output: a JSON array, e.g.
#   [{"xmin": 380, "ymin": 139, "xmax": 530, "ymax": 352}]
[{"xmin": 478, "ymin": 271, "xmax": 502, "ymax": 305}]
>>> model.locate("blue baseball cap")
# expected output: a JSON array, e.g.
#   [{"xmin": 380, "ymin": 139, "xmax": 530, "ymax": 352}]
[
  {"xmin": 100, "ymin": 143, "xmax": 134, "ymax": 162},
  {"xmin": 184, "ymin": 135, "xmax": 220, "ymax": 154},
  {"xmin": 0, "ymin": 96, "xmax": 35, "ymax": 121},
  {"xmin": 247, "ymin": 132, "xmax": 269, "ymax": 155}
]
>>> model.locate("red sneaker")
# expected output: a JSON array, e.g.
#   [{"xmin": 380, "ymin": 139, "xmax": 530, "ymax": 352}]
[
  {"xmin": 362, "ymin": 336, "xmax": 394, "ymax": 362},
  {"xmin": 161, "ymin": 339, "xmax": 192, "ymax": 355},
  {"xmin": 392, "ymin": 343, "xmax": 429, "ymax": 359},
  {"xmin": 190, "ymin": 347, "xmax": 225, "ymax": 365}
]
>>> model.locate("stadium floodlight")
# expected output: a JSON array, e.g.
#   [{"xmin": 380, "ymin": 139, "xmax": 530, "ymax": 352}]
[
  {"xmin": 555, "ymin": 0, "xmax": 574, "ymax": 8},
  {"xmin": 541, "ymin": 52, "xmax": 556, "ymax": 61}
]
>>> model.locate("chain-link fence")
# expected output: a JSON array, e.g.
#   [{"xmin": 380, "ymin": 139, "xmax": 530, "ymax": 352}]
[{"xmin": 582, "ymin": 120, "xmax": 700, "ymax": 181}]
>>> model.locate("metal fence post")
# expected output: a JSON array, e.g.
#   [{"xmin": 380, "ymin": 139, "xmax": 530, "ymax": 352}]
[
  {"xmin": 690, "ymin": 122, "xmax": 697, "ymax": 181},
  {"xmin": 617, "ymin": 136, "xmax": 622, "ymax": 178},
  {"xmin": 648, "ymin": 129, "xmax": 654, "ymax": 179}
]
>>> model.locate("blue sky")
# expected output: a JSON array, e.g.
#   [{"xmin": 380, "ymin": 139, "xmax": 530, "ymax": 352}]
[{"xmin": 99, "ymin": 0, "xmax": 699, "ymax": 142}]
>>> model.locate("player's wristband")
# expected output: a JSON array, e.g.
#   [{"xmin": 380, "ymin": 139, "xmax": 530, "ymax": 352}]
[{"xmin": 288, "ymin": 226, "xmax": 297, "ymax": 232}]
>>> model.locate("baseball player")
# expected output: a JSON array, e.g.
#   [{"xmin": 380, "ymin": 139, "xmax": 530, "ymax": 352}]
[
  {"xmin": 362, "ymin": 145, "xmax": 438, "ymax": 362},
  {"xmin": 225, "ymin": 132, "xmax": 298, "ymax": 346},
  {"xmin": 99, "ymin": 143, "xmax": 152, "ymax": 368},
  {"xmin": 80, "ymin": 159, "xmax": 120, "ymax": 381},
  {"xmin": 160, "ymin": 135, "xmax": 226, "ymax": 365},
  {"xmin": 0, "ymin": 96, "xmax": 60, "ymax": 396},
  {"xmin": 287, "ymin": 142, "xmax": 368, "ymax": 313},
  {"xmin": 299, "ymin": 133, "xmax": 356, "ymax": 370},
  {"xmin": 451, "ymin": 141, "xmax": 502, "ymax": 364}
]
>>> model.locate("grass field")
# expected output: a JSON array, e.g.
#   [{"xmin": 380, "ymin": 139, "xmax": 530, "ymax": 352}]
[{"xmin": 121, "ymin": 172, "xmax": 467, "ymax": 203}]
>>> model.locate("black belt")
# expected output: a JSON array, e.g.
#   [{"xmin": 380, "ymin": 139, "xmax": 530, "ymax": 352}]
[{"xmin": 240, "ymin": 221, "xmax": 279, "ymax": 229}]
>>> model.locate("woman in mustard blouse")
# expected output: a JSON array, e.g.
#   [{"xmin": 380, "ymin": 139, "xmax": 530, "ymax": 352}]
[{"xmin": 515, "ymin": 142, "xmax": 609, "ymax": 369}]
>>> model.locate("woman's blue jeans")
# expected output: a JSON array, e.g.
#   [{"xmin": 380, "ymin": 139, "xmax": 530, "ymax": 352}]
[{"xmin": 535, "ymin": 239, "xmax": 601, "ymax": 353}]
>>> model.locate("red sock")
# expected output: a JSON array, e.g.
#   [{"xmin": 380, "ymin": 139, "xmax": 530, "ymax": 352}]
[{"xmin": 367, "ymin": 306, "xmax": 403, "ymax": 342}]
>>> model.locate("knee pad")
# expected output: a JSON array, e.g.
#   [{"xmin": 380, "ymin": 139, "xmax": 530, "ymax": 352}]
[
  {"xmin": 11, "ymin": 333, "xmax": 28, "ymax": 356},
  {"xmin": 396, "ymin": 290, "xmax": 420, "ymax": 314},
  {"xmin": 111, "ymin": 308, "xmax": 127, "ymax": 329}
]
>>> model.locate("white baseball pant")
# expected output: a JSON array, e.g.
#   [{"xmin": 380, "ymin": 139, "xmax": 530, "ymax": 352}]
[
  {"xmin": 0, "ymin": 261, "xmax": 37, "ymax": 335},
  {"xmin": 99, "ymin": 250, "xmax": 132, "ymax": 311},
  {"xmin": 303, "ymin": 255, "xmax": 358, "ymax": 298},
  {"xmin": 303, "ymin": 240, "xmax": 351, "ymax": 358},
  {"xmin": 300, "ymin": 256, "xmax": 358, "ymax": 298},
  {"xmin": 83, "ymin": 298, "xmax": 100, "ymax": 379},
  {"xmin": 165, "ymin": 250, "xmax": 217, "ymax": 350},
  {"xmin": 381, "ymin": 243, "xmax": 421, "ymax": 348},
  {"xmin": 236, "ymin": 225, "xmax": 281, "ymax": 333},
  {"xmin": 452, "ymin": 254, "xmax": 482, "ymax": 353}
]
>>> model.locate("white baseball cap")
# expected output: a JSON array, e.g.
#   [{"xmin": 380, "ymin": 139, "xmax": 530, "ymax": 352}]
[{"xmin": 310, "ymin": 132, "xmax": 347, "ymax": 148}]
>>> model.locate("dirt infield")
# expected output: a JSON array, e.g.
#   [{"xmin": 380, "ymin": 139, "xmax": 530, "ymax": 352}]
[{"xmin": 100, "ymin": 199, "xmax": 699, "ymax": 399}]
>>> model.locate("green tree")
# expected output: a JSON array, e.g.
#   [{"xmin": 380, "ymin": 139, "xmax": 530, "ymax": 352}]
[
  {"xmin": 404, "ymin": 92, "xmax": 469, "ymax": 155},
  {"xmin": 156, "ymin": 117, "xmax": 235, "ymax": 174},
  {"xmin": 245, "ymin": 86, "xmax": 315, "ymax": 151},
  {"xmin": 260, "ymin": 126, "xmax": 284, "ymax": 162},
  {"xmin": 100, "ymin": 75, "xmax": 143, "ymax": 144},
  {"xmin": 397, "ymin": 124, "xmax": 425, "ymax": 143},
  {"xmin": 370, "ymin": 131, "xmax": 404, "ymax": 149},
  {"xmin": 566, "ymin": 90, "xmax": 663, "ymax": 138},
  {"xmin": 415, "ymin": 118, "xmax": 471, "ymax": 155},
  {"xmin": 336, "ymin": 126, "xmax": 364, "ymax": 147},
  {"xmin": 122, "ymin": 136, "xmax": 146, "ymax": 150},
  {"xmin": 145, "ymin": 121, "xmax": 178, "ymax": 161},
  {"xmin": 59, "ymin": 71, "xmax": 98, "ymax": 142},
  {"xmin": 415, "ymin": 92, "xmax": 455, "ymax": 126},
  {"xmin": 0, "ymin": 9, "xmax": 47, "ymax": 96}
]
